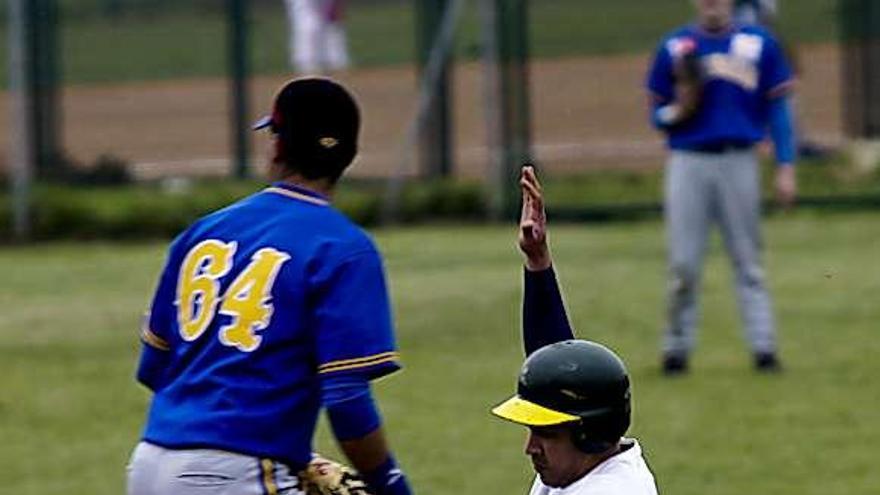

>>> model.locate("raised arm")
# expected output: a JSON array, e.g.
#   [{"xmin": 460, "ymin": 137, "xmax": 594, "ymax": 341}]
[{"xmin": 518, "ymin": 166, "xmax": 574, "ymax": 356}]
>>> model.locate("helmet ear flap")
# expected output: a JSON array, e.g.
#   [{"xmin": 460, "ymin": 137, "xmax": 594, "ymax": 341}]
[
  {"xmin": 571, "ymin": 403, "xmax": 631, "ymax": 454},
  {"xmin": 571, "ymin": 421, "xmax": 613, "ymax": 454}
]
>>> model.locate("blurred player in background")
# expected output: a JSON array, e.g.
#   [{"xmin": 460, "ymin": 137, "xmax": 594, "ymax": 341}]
[
  {"xmin": 491, "ymin": 166, "xmax": 659, "ymax": 495},
  {"xmin": 127, "ymin": 78, "xmax": 412, "ymax": 495},
  {"xmin": 284, "ymin": 0, "xmax": 351, "ymax": 73},
  {"xmin": 647, "ymin": 0, "xmax": 796, "ymax": 375}
]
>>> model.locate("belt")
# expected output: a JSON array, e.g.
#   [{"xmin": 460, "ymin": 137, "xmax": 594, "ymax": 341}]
[{"xmin": 686, "ymin": 141, "xmax": 753, "ymax": 154}]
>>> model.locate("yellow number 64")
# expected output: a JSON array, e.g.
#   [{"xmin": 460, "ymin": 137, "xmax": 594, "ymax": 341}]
[{"xmin": 176, "ymin": 240, "xmax": 290, "ymax": 352}]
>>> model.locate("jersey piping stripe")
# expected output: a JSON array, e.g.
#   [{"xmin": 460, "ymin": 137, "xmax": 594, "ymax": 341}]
[
  {"xmin": 260, "ymin": 459, "xmax": 278, "ymax": 495},
  {"xmin": 318, "ymin": 354, "xmax": 400, "ymax": 374},
  {"xmin": 264, "ymin": 187, "xmax": 330, "ymax": 206},
  {"xmin": 318, "ymin": 351, "xmax": 399, "ymax": 374},
  {"xmin": 140, "ymin": 328, "xmax": 170, "ymax": 351},
  {"xmin": 320, "ymin": 351, "xmax": 398, "ymax": 368},
  {"xmin": 767, "ymin": 79, "xmax": 795, "ymax": 99}
]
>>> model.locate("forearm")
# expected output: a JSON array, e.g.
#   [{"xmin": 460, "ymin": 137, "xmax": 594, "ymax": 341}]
[
  {"xmin": 523, "ymin": 266, "xmax": 574, "ymax": 356},
  {"xmin": 338, "ymin": 427, "xmax": 390, "ymax": 476},
  {"xmin": 769, "ymin": 96, "xmax": 796, "ymax": 166},
  {"xmin": 324, "ymin": 376, "xmax": 412, "ymax": 495},
  {"xmin": 339, "ymin": 429, "xmax": 412, "ymax": 495}
]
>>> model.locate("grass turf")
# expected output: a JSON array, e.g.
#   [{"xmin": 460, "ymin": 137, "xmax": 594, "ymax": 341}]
[{"xmin": 1, "ymin": 211, "xmax": 878, "ymax": 494}]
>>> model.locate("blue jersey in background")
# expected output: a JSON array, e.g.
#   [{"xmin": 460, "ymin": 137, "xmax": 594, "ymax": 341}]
[{"xmin": 647, "ymin": 23, "xmax": 793, "ymax": 151}]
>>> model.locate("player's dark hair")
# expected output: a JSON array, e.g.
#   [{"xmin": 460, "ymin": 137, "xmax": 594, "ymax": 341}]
[{"xmin": 267, "ymin": 78, "xmax": 360, "ymax": 183}]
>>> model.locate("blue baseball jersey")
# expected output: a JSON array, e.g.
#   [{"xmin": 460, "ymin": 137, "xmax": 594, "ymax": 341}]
[
  {"xmin": 138, "ymin": 182, "xmax": 400, "ymax": 468},
  {"xmin": 646, "ymin": 23, "xmax": 793, "ymax": 150}
]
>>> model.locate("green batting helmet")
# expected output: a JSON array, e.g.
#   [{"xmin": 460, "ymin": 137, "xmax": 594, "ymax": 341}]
[{"xmin": 492, "ymin": 340, "xmax": 632, "ymax": 451}]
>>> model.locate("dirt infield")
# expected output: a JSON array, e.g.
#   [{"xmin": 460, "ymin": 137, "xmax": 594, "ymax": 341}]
[{"xmin": 0, "ymin": 44, "xmax": 843, "ymax": 180}]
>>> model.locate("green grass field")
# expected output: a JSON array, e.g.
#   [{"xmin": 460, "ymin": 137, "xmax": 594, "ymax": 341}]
[
  {"xmin": 1, "ymin": 212, "xmax": 878, "ymax": 494},
  {"xmin": 0, "ymin": 0, "xmax": 841, "ymax": 85}
]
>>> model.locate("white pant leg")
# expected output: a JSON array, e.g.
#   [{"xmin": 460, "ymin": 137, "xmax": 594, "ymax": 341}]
[
  {"xmin": 663, "ymin": 151, "xmax": 715, "ymax": 356},
  {"xmin": 291, "ymin": 0, "xmax": 323, "ymax": 73},
  {"xmin": 127, "ymin": 442, "xmax": 304, "ymax": 495},
  {"xmin": 715, "ymin": 150, "xmax": 778, "ymax": 354},
  {"xmin": 283, "ymin": 0, "xmax": 298, "ymax": 69},
  {"xmin": 323, "ymin": 22, "xmax": 350, "ymax": 71}
]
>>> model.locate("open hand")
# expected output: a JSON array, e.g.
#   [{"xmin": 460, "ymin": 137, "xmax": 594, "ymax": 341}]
[
  {"xmin": 774, "ymin": 165, "xmax": 797, "ymax": 210},
  {"xmin": 519, "ymin": 165, "xmax": 552, "ymax": 271}
]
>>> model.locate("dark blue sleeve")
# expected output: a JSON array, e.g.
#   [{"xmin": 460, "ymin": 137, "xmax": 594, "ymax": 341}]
[
  {"xmin": 759, "ymin": 33, "xmax": 794, "ymax": 98},
  {"xmin": 322, "ymin": 373, "xmax": 382, "ymax": 441},
  {"xmin": 142, "ymin": 238, "xmax": 181, "ymax": 350},
  {"xmin": 314, "ymin": 249, "xmax": 401, "ymax": 380},
  {"xmin": 136, "ymin": 238, "xmax": 183, "ymax": 391},
  {"xmin": 523, "ymin": 266, "xmax": 574, "ymax": 356},
  {"xmin": 136, "ymin": 342, "xmax": 171, "ymax": 391}
]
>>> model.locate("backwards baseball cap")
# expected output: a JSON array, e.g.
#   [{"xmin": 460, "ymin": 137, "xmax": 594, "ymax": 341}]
[{"xmin": 254, "ymin": 77, "xmax": 360, "ymax": 181}]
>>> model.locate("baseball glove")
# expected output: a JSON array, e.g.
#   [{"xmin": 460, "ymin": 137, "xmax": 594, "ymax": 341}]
[
  {"xmin": 672, "ymin": 51, "xmax": 704, "ymax": 121},
  {"xmin": 298, "ymin": 455, "xmax": 374, "ymax": 495}
]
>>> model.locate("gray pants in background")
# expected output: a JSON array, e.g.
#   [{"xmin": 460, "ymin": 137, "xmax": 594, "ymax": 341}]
[
  {"xmin": 127, "ymin": 442, "xmax": 304, "ymax": 495},
  {"xmin": 663, "ymin": 149, "xmax": 777, "ymax": 357}
]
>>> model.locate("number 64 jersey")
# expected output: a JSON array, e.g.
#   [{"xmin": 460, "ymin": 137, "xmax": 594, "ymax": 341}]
[{"xmin": 136, "ymin": 181, "xmax": 401, "ymax": 470}]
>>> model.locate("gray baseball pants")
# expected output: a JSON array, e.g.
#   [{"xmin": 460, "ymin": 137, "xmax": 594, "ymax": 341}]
[
  {"xmin": 662, "ymin": 149, "xmax": 777, "ymax": 357},
  {"xmin": 127, "ymin": 441, "xmax": 304, "ymax": 495}
]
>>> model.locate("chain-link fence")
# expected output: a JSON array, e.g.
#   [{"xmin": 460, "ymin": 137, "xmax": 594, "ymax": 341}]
[{"xmin": 3, "ymin": 0, "xmax": 879, "ymax": 235}]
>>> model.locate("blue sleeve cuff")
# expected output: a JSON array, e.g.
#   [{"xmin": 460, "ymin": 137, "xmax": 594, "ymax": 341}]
[
  {"xmin": 769, "ymin": 96, "xmax": 796, "ymax": 165},
  {"xmin": 363, "ymin": 456, "xmax": 413, "ymax": 495},
  {"xmin": 322, "ymin": 374, "xmax": 382, "ymax": 441}
]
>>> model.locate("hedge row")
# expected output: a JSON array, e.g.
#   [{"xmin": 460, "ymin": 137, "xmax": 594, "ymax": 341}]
[
  {"xmin": 0, "ymin": 179, "xmax": 488, "ymax": 242},
  {"xmin": 2, "ymin": 158, "xmax": 878, "ymax": 242}
]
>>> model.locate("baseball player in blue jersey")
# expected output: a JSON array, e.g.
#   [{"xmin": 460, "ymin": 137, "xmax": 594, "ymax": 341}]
[
  {"xmin": 647, "ymin": 0, "xmax": 796, "ymax": 375},
  {"xmin": 491, "ymin": 167, "xmax": 659, "ymax": 495},
  {"xmin": 127, "ymin": 78, "xmax": 412, "ymax": 495}
]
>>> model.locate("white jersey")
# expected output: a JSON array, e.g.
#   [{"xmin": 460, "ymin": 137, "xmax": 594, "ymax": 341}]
[{"xmin": 528, "ymin": 440, "xmax": 658, "ymax": 495}]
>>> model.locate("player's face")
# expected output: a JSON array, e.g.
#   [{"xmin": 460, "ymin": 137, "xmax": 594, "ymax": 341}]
[
  {"xmin": 693, "ymin": 0, "xmax": 733, "ymax": 24},
  {"xmin": 525, "ymin": 425, "xmax": 590, "ymax": 488}
]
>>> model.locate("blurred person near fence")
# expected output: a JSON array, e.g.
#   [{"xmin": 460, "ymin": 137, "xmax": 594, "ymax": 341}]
[
  {"xmin": 284, "ymin": 0, "xmax": 351, "ymax": 73},
  {"xmin": 646, "ymin": 0, "xmax": 797, "ymax": 375}
]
